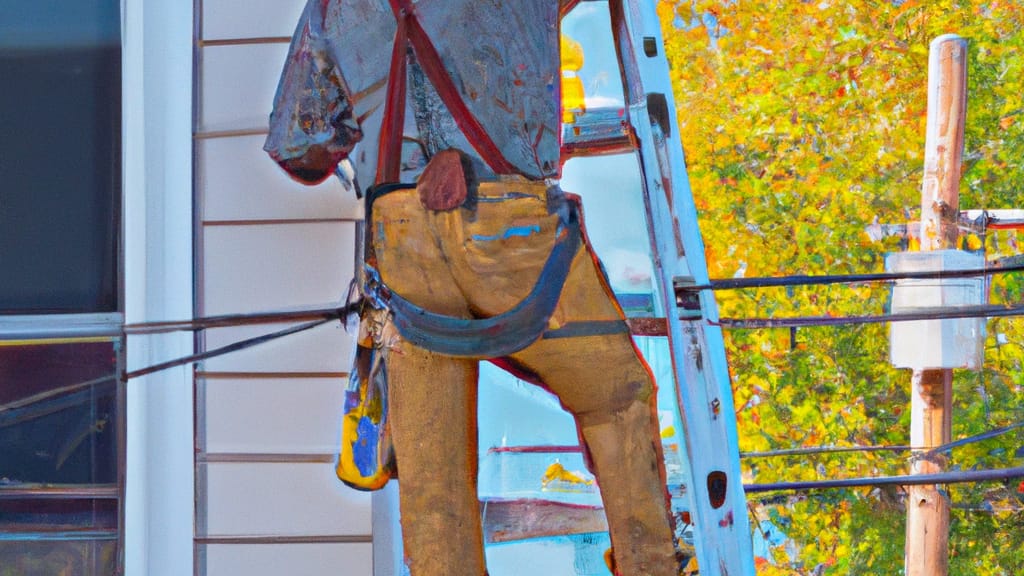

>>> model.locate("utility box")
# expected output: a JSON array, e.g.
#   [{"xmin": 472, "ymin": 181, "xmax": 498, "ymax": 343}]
[{"xmin": 887, "ymin": 250, "xmax": 986, "ymax": 370}]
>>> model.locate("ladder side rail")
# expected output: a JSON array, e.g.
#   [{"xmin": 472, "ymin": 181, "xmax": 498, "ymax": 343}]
[{"xmin": 614, "ymin": 1, "xmax": 756, "ymax": 573}]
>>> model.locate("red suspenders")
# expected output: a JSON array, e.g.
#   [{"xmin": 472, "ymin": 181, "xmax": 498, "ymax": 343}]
[{"xmin": 376, "ymin": 0, "xmax": 518, "ymax": 183}]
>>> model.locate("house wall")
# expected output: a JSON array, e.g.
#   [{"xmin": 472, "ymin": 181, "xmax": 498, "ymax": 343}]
[{"xmin": 192, "ymin": 0, "xmax": 372, "ymax": 574}]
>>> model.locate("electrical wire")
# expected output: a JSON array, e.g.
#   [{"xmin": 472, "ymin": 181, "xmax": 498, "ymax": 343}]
[
  {"xmin": 937, "ymin": 421, "xmax": 1024, "ymax": 454},
  {"xmin": 715, "ymin": 303, "xmax": 1024, "ymax": 330},
  {"xmin": 752, "ymin": 494, "xmax": 1023, "ymax": 514},
  {"xmin": 742, "ymin": 444, "xmax": 911, "ymax": 459},
  {"xmin": 742, "ymin": 421, "xmax": 1024, "ymax": 460},
  {"xmin": 744, "ymin": 465, "xmax": 1024, "ymax": 494},
  {"xmin": 117, "ymin": 300, "xmax": 363, "ymax": 378},
  {"xmin": 123, "ymin": 301, "xmax": 361, "ymax": 335},
  {"xmin": 677, "ymin": 261, "xmax": 1024, "ymax": 293},
  {"xmin": 73, "ymin": 270, "xmax": 1024, "ymax": 491},
  {"xmin": 670, "ymin": 259, "xmax": 1024, "ymax": 329},
  {"xmin": 123, "ymin": 319, "xmax": 333, "ymax": 380}
]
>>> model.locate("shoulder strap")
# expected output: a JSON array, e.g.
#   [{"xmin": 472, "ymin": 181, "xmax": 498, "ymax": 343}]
[
  {"xmin": 375, "ymin": 12, "xmax": 408, "ymax": 184},
  {"xmin": 379, "ymin": 0, "xmax": 517, "ymax": 182}
]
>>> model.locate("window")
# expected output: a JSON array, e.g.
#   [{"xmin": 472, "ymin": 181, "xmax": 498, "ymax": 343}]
[
  {"xmin": 0, "ymin": 0, "xmax": 121, "ymax": 313},
  {"xmin": 0, "ymin": 339, "xmax": 122, "ymax": 574},
  {"xmin": 0, "ymin": 1, "xmax": 123, "ymax": 574}
]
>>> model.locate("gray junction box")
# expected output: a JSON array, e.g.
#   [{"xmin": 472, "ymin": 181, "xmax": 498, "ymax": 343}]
[{"xmin": 887, "ymin": 250, "xmax": 986, "ymax": 370}]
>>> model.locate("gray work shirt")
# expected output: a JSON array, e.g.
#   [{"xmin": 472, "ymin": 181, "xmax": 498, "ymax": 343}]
[{"xmin": 264, "ymin": 0, "xmax": 562, "ymax": 188}]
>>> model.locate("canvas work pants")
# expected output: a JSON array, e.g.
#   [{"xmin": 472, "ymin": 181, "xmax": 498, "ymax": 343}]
[{"xmin": 370, "ymin": 177, "xmax": 679, "ymax": 576}]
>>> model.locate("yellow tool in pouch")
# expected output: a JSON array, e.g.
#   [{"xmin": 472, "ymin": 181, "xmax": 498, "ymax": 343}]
[{"xmin": 336, "ymin": 308, "xmax": 396, "ymax": 491}]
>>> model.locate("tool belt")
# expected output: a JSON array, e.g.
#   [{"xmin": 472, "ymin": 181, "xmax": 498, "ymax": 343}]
[
  {"xmin": 338, "ymin": 152, "xmax": 629, "ymax": 490},
  {"xmin": 338, "ymin": 152, "xmax": 580, "ymax": 490},
  {"xmin": 363, "ymin": 183, "xmax": 582, "ymax": 359}
]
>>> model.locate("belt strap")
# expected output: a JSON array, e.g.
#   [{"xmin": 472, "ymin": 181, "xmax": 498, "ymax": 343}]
[{"xmin": 365, "ymin": 185, "xmax": 618, "ymax": 358}]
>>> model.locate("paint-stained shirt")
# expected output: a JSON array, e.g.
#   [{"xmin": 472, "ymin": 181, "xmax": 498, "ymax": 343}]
[{"xmin": 264, "ymin": 0, "xmax": 562, "ymax": 187}]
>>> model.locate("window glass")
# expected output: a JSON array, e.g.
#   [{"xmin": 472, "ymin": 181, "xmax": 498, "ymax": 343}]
[
  {"xmin": 0, "ymin": 0, "xmax": 121, "ymax": 313},
  {"xmin": 0, "ymin": 499, "xmax": 119, "ymax": 575},
  {"xmin": 0, "ymin": 339, "xmax": 121, "ymax": 574},
  {"xmin": 0, "ymin": 340, "xmax": 119, "ymax": 486}
]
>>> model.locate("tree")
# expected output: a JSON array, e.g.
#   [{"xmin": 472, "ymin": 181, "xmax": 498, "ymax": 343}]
[{"xmin": 659, "ymin": 1, "xmax": 1024, "ymax": 573}]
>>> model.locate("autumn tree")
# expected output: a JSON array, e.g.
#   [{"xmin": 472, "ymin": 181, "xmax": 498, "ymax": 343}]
[{"xmin": 659, "ymin": 0, "xmax": 1024, "ymax": 573}]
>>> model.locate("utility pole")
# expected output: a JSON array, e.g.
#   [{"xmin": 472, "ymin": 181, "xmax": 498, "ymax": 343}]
[{"xmin": 904, "ymin": 34, "xmax": 968, "ymax": 576}]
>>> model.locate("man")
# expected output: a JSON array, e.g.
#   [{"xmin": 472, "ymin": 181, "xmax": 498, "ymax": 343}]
[{"xmin": 265, "ymin": 1, "xmax": 679, "ymax": 574}]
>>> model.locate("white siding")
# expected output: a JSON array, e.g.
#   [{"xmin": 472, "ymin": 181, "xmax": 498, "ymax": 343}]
[
  {"xmin": 201, "ymin": 223, "xmax": 356, "ymax": 314},
  {"xmin": 198, "ymin": 43, "xmax": 289, "ymax": 133},
  {"xmin": 198, "ymin": 135, "xmax": 360, "ymax": 221},
  {"xmin": 194, "ymin": 1, "xmax": 370, "ymax": 574},
  {"xmin": 204, "ymin": 378, "xmax": 344, "ymax": 454},
  {"xmin": 202, "ymin": 323, "xmax": 354, "ymax": 373},
  {"xmin": 202, "ymin": 543, "xmax": 373, "ymax": 576},
  {"xmin": 203, "ymin": 463, "xmax": 371, "ymax": 537},
  {"xmin": 201, "ymin": 0, "xmax": 307, "ymax": 40}
]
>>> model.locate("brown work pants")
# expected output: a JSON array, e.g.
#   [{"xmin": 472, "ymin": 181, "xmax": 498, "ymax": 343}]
[{"xmin": 372, "ymin": 180, "xmax": 678, "ymax": 576}]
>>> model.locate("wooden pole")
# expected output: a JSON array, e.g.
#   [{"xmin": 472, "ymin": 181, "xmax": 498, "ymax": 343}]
[{"xmin": 905, "ymin": 34, "xmax": 967, "ymax": 576}]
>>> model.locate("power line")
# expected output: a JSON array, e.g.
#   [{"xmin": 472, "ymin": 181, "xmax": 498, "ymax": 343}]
[
  {"xmin": 676, "ymin": 261, "xmax": 1024, "ymax": 293},
  {"xmin": 742, "ymin": 421, "xmax": 1024, "ymax": 459},
  {"xmin": 751, "ymin": 494, "xmax": 1023, "ymax": 515},
  {"xmin": 744, "ymin": 465, "xmax": 1024, "ymax": 494},
  {"xmin": 742, "ymin": 444, "xmax": 911, "ymax": 458},
  {"xmin": 715, "ymin": 303, "xmax": 1024, "ymax": 330},
  {"xmin": 118, "ymin": 301, "xmax": 363, "ymax": 379}
]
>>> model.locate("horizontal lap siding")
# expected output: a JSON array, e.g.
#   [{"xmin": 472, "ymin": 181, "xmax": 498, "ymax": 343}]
[
  {"xmin": 200, "ymin": 543, "xmax": 373, "ymax": 576},
  {"xmin": 198, "ymin": 135, "xmax": 361, "ymax": 221},
  {"xmin": 203, "ymin": 378, "xmax": 345, "ymax": 454},
  {"xmin": 195, "ymin": 1, "xmax": 370, "ymax": 574}
]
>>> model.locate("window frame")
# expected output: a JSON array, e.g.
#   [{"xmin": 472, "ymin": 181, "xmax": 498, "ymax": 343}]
[
  {"xmin": 0, "ymin": 1, "xmax": 127, "ymax": 573},
  {"xmin": 3, "ymin": 0, "xmax": 199, "ymax": 574},
  {"xmin": 0, "ymin": 332, "xmax": 127, "ymax": 565},
  {"xmin": 120, "ymin": 0, "xmax": 197, "ymax": 574}
]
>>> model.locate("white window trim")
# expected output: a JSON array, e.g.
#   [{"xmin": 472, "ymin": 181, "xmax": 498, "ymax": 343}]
[
  {"xmin": 0, "ymin": 314, "xmax": 123, "ymax": 340},
  {"xmin": 122, "ymin": 0, "xmax": 195, "ymax": 575}
]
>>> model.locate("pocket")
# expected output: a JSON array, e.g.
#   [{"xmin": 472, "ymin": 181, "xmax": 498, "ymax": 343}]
[{"xmin": 459, "ymin": 202, "xmax": 558, "ymax": 274}]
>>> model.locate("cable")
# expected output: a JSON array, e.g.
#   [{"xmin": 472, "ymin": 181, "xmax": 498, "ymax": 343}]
[
  {"xmin": 715, "ymin": 303, "xmax": 1024, "ymax": 330},
  {"xmin": 677, "ymin": 261, "xmax": 1024, "ymax": 293},
  {"xmin": 744, "ymin": 465, "xmax": 1024, "ymax": 493},
  {"xmin": 742, "ymin": 444, "xmax": 912, "ymax": 459},
  {"xmin": 123, "ymin": 301, "xmax": 361, "ymax": 335},
  {"xmin": 742, "ymin": 421, "xmax": 1023, "ymax": 459},
  {"xmin": 935, "ymin": 421, "xmax": 1024, "ymax": 454},
  {"xmin": 118, "ymin": 301, "xmax": 362, "ymax": 378},
  {"xmin": 123, "ymin": 319, "xmax": 333, "ymax": 380},
  {"xmin": 752, "ymin": 494, "xmax": 1023, "ymax": 514}
]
